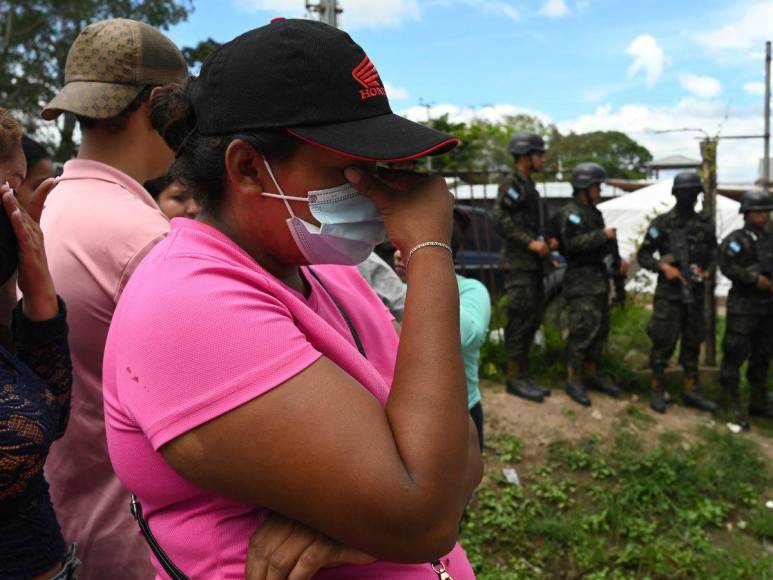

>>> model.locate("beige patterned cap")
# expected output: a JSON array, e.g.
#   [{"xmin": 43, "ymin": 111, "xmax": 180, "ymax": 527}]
[{"xmin": 42, "ymin": 18, "xmax": 187, "ymax": 121}]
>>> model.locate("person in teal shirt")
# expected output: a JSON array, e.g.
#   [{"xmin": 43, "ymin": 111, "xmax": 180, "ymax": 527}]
[
  {"xmin": 395, "ymin": 210, "xmax": 492, "ymax": 450},
  {"xmin": 458, "ymin": 272, "xmax": 491, "ymax": 450}
]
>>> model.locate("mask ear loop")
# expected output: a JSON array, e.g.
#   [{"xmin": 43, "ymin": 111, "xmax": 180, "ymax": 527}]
[{"xmin": 261, "ymin": 156, "xmax": 307, "ymax": 218}]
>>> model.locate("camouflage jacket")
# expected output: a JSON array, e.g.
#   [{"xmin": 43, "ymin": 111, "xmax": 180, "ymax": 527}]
[
  {"xmin": 493, "ymin": 170, "xmax": 543, "ymax": 274},
  {"xmin": 719, "ymin": 227, "xmax": 773, "ymax": 315},
  {"xmin": 556, "ymin": 198, "xmax": 610, "ymax": 297},
  {"xmin": 637, "ymin": 207, "xmax": 717, "ymax": 301}
]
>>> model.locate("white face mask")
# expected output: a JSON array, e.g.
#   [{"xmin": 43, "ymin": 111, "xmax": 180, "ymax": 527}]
[{"xmin": 261, "ymin": 157, "xmax": 387, "ymax": 265}]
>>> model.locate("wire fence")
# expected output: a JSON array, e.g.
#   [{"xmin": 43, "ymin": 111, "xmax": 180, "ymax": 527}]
[{"xmin": 439, "ymin": 170, "xmax": 509, "ymax": 301}]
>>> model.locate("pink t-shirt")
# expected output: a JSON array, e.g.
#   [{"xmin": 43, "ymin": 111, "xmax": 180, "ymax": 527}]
[
  {"xmin": 42, "ymin": 159, "xmax": 169, "ymax": 580},
  {"xmin": 104, "ymin": 218, "xmax": 475, "ymax": 579}
]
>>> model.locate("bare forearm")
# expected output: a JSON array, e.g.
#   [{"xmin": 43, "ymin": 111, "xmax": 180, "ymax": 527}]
[{"xmin": 386, "ymin": 248, "xmax": 474, "ymax": 510}]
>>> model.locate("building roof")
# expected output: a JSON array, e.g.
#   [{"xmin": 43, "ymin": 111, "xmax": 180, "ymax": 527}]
[
  {"xmin": 445, "ymin": 180, "xmax": 622, "ymax": 200},
  {"xmin": 643, "ymin": 155, "xmax": 702, "ymax": 169}
]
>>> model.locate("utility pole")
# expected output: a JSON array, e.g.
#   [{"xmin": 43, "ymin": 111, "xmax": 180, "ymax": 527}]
[
  {"xmin": 700, "ymin": 138, "xmax": 718, "ymax": 367},
  {"xmin": 306, "ymin": 0, "xmax": 341, "ymax": 28},
  {"xmin": 653, "ymin": 126, "xmax": 771, "ymax": 368},
  {"xmin": 764, "ymin": 41, "xmax": 771, "ymax": 193}
]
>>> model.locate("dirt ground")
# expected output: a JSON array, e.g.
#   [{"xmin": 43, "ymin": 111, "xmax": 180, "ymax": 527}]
[{"xmin": 480, "ymin": 379, "xmax": 773, "ymax": 465}]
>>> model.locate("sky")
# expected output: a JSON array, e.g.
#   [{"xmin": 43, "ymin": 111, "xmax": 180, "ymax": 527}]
[{"xmin": 165, "ymin": 0, "xmax": 773, "ymax": 182}]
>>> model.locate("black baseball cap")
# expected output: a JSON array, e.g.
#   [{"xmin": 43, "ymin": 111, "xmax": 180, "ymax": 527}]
[{"xmin": 187, "ymin": 18, "xmax": 458, "ymax": 162}]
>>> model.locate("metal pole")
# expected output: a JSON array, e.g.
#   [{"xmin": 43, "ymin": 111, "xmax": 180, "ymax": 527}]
[
  {"xmin": 420, "ymin": 101, "xmax": 433, "ymax": 172},
  {"xmin": 764, "ymin": 41, "xmax": 771, "ymax": 193},
  {"xmin": 307, "ymin": 0, "xmax": 339, "ymax": 27},
  {"xmin": 323, "ymin": 0, "xmax": 338, "ymax": 27},
  {"xmin": 700, "ymin": 138, "xmax": 718, "ymax": 367}
]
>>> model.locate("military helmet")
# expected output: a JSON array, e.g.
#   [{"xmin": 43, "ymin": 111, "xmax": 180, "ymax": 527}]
[
  {"xmin": 672, "ymin": 172, "xmax": 704, "ymax": 195},
  {"xmin": 571, "ymin": 162, "xmax": 607, "ymax": 191},
  {"xmin": 739, "ymin": 190, "xmax": 773, "ymax": 213},
  {"xmin": 507, "ymin": 131, "xmax": 545, "ymax": 156}
]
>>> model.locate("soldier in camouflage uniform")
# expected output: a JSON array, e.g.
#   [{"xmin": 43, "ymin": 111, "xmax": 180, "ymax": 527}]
[
  {"xmin": 637, "ymin": 172, "xmax": 717, "ymax": 414},
  {"xmin": 718, "ymin": 191, "xmax": 773, "ymax": 429},
  {"xmin": 494, "ymin": 131, "xmax": 554, "ymax": 402},
  {"xmin": 556, "ymin": 163, "xmax": 623, "ymax": 406}
]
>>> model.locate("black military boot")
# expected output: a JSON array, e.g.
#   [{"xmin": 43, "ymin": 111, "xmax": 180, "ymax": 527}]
[
  {"xmin": 722, "ymin": 384, "xmax": 751, "ymax": 430},
  {"xmin": 520, "ymin": 356, "xmax": 551, "ymax": 397},
  {"xmin": 565, "ymin": 366, "xmax": 591, "ymax": 406},
  {"xmin": 582, "ymin": 362, "xmax": 621, "ymax": 397},
  {"xmin": 681, "ymin": 376, "xmax": 717, "ymax": 413},
  {"xmin": 505, "ymin": 362, "xmax": 544, "ymax": 402},
  {"xmin": 729, "ymin": 402, "xmax": 751, "ymax": 430},
  {"xmin": 749, "ymin": 387, "xmax": 773, "ymax": 420},
  {"xmin": 650, "ymin": 376, "xmax": 667, "ymax": 414}
]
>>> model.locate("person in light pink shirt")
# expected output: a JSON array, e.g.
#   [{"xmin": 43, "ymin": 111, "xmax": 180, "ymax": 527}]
[
  {"xmin": 39, "ymin": 19, "xmax": 187, "ymax": 580},
  {"xmin": 104, "ymin": 19, "xmax": 483, "ymax": 580}
]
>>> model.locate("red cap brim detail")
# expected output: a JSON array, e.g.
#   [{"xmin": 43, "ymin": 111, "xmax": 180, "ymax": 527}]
[
  {"xmin": 287, "ymin": 113, "xmax": 460, "ymax": 163},
  {"xmin": 288, "ymin": 129, "xmax": 459, "ymax": 163}
]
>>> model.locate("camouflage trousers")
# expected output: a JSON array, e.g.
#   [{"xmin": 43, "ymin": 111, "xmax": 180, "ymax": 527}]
[
  {"xmin": 647, "ymin": 296, "xmax": 705, "ymax": 378},
  {"xmin": 504, "ymin": 272, "xmax": 545, "ymax": 365},
  {"xmin": 719, "ymin": 310, "xmax": 773, "ymax": 392},
  {"xmin": 565, "ymin": 292, "xmax": 609, "ymax": 371}
]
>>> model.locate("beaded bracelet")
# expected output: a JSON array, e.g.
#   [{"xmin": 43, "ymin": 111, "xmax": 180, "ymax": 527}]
[{"xmin": 406, "ymin": 241, "xmax": 453, "ymax": 269}]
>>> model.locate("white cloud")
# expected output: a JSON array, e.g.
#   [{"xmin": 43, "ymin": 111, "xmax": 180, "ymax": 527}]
[
  {"xmin": 694, "ymin": 1, "xmax": 773, "ymax": 53},
  {"xmin": 558, "ymin": 100, "xmax": 762, "ymax": 181},
  {"xmin": 234, "ymin": 0, "xmax": 421, "ymax": 29},
  {"xmin": 679, "ymin": 74, "xmax": 722, "ymax": 98},
  {"xmin": 626, "ymin": 34, "xmax": 665, "ymax": 88},
  {"xmin": 236, "ymin": 0, "xmax": 524, "ymax": 27},
  {"xmin": 452, "ymin": 0, "xmax": 521, "ymax": 22},
  {"xmin": 400, "ymin": 103, "xmax": 553, "ymax": 125},
  {"xmin": 744, "ymin": 81, "xmax": 766, "ymax": 95},
  {"xmin": 580, "ymin": 82, "xmax": 628, "ymax": 103},
  {"xmin": 384, "ymin": 83, "xmax": 410, "ymax": 101},
  {"xmin": 398, "ymin": 98, "xmax": 763, "ymax": 181},
  {"xmin": 539, "ymin": 0, "xmax": 570, "ymax": 18},
  {"xmin": 575, "ymin": 0, "xmax": 591, "ymax": 12}
]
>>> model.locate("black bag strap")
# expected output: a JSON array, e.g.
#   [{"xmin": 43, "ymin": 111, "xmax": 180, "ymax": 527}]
[
  {"xmin": 129, "ymin": 268, "xmax": 368, "ymax": 580},
  {"xmin": 307, "ymin": 267, "xmax": 367, "ymax": 359},
  {"xmin": 130, "ymin": 495, "xmax": 188, "ymax": 580}
]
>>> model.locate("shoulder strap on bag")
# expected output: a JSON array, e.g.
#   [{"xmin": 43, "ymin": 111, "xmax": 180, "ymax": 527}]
[
  {"xmin": 129, "ymin": 268, "xmax": 366, "ymax": 580},
  {"xmin": 130, "ymin": 495, "xmax": 188, "ymax": 580},
  {"xmin": 307, "ymin": 267, "xmax": 367, "ymax": 359}
]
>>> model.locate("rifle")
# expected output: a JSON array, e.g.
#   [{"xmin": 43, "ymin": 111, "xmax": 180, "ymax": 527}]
[
  {"xmin": 758, "ymin": 234, "xmax": 773, "ymax": 275},
  {"xmin": 537, "ymin": 180, "xmax": 555, "ymax": 277},
  {"xmin": 669, "ymin": 228, "xmax": 703, "ymax": 304},
  {"xmin": 757, "ymin": 234, "xmax": 773, "ymax": 301},
  {"xmin": 604, "ymin": 238, "xmax": 626, "ymax": 307}
]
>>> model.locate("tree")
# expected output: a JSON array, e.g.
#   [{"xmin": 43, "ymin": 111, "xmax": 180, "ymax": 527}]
[
  {"xmin": 545, "ymin": 130, "xmax": 652, "ymax": 180},
  {"xmin": 0, "ymin": 0, "xmax": 193, "ymax": 161},
  {"xmin": 423, "ymin": 114, "xmax": 552, "ymax": 182},
  {"xmin": 416, "ymin": 116, "xmax": 653, "ymax": 184},
  {"xmin": 181, "ymin": 37, "xmax": 220, "ymax": 69}
]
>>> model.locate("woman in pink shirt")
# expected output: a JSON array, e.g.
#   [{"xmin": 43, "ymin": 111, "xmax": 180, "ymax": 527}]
[{"xmin": 104, "ymin": 19, "xmax": 482, "ymax": 579}]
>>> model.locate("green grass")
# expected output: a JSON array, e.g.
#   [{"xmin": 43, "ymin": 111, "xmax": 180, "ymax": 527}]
[
  {"xmin": 461, "ymin": 428, "xmax": 773, "ymax": 579},
  {"xmin": 473, "ymin": 293, "xmax": 773, "ymax": 577}
]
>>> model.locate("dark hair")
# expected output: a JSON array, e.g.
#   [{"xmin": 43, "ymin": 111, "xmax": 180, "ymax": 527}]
[
  {"xmin": 21, "ymin": 135, "xmax": 50, "ymax": 170},
  {"xmin": 76, "ymin": 86, "xmax": 153, "ymax": 133},
  {"xmin": 149, "ymin": 81, "xmax": 300, "ymax": 214},
  {"xmin": 144, "ymin": 174, "xmax": 173, "ymax": 200},
  {"xmin": 450, "ymin": 208, "xmax": 471, "ymax": 258}
]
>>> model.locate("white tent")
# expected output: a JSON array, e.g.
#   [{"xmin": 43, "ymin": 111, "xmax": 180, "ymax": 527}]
[{"xmin": 598, "ymin": 178, "xmax": 743, "ymax": 296}]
